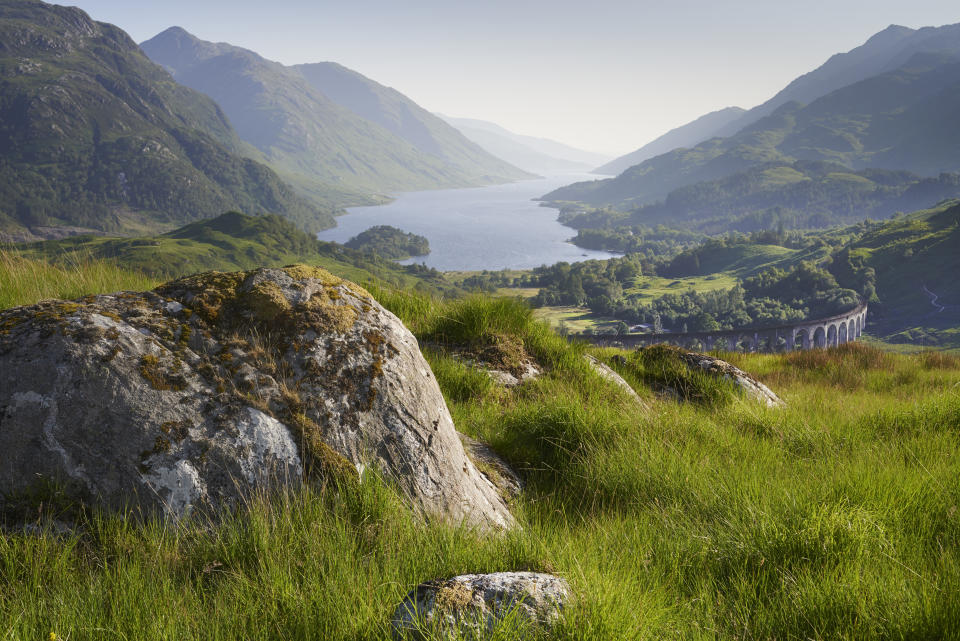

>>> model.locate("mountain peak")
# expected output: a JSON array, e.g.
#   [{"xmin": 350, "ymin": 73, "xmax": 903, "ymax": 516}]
[{"xmin": 864, "ymin": 24, "xmax": 915, "ymax": 46}]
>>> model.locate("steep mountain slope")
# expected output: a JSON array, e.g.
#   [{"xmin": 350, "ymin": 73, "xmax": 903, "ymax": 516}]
[
  {"xmin": 597, "ymin": 23, "xmax": 960, "ymax": 185},
  {"xmin": 0, "ymin": 0, "xmax": 330, "ymax": 238},
  {"xmin": 141, "ymin": 28, "xmax": 531, "ymax": 201},
  {"xmin": 440, "ymin": 115, "xmax": 610, "ymax": 174},
  {"xmin": 291, "ymin": 64, "xmax": 534, "ymax": 181},
  {"xmin": 545, "ymin": 54, "xmax": 960, "ymax": 209},
  {"xmin": 714, "ymin": 22, "xmax": 960, "ymax": 139},
  {"xmin": 595, "ymin": 107, "xmax": 745, "ymax": 176}
]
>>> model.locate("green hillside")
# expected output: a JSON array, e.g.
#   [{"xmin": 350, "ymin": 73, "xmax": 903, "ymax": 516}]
[
  {"xmin": 140, "ymin": 28, "xmax": 531, "ymax": 202},
  {"xmin": 0, "ymin": 0, "xmax": 332, "ymax": 239},
  {"xmin": 15, "ymin": 212, "xmax": 462, "ymax": 297},
  {"xmin": 545, "ymin": 55, "xmax": 960, "ymax": 212},
  {"xmin": 560, "ymin": 161, "xmax": 960, "ymax": 234},
  {"xmin": 832, "ymin": 200, "xmax": 960, "ymax": 347}
]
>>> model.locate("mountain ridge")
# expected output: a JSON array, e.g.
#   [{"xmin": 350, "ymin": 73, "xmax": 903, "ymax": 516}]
[
  {"xmin": 544, "ymin": 52, "xmax": 960, "ymax": 210},
  {"xmin": 141, "ymin": 27, "xmax": 532, "ymax": 201},
  {"xmin": 595, "ymin": 107, "xmax": 746, "ymax": 176}
]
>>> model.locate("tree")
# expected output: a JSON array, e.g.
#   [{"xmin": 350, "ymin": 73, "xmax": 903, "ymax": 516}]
[{"xmin": 653, "ymin": 313, "xmax": 663, "ymax": 334}]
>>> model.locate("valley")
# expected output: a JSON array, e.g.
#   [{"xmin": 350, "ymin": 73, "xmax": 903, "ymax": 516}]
[{"xmin": 2, "ymin": 1, "xmax": 960, "ymax": 639}]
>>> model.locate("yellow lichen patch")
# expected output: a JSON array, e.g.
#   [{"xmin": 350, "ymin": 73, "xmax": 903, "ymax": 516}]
[
  {"xmin": 437, "ymin": 582, "xmax": 475, "ymax": 610},
  {"xmin": 241, "ymin": 280, "xmax": 291, "ymax": 322},
  {"xmin": 301, "ymin": 290, "xmax": 358, "ymax": 334},
  {"xmin": 158, "ymin": 272, "xmax": 244, "ymax": 323},
  {"xmin": 284, "ymin": 409, "xmax": 358, "ymax": 486},
  {"xmin": 281, "ymin": 264, "xmax": 342, "ymax": 283},
  {"xmin": 139, "ymin": 354, "xmax": 187, "ymax": 392},
  {"xmin": 282, "ymin": 264, "xmax": 372, "ymax": 301}
]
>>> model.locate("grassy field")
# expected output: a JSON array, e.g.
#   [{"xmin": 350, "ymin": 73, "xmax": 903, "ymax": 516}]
[
  {"xmin": 624, "ymin": 273, "xmax": 740, "ymax": 301},
  {"xmin": 532, "ymin": 305, "xmax": 625, "ymax": 334},
  {"xmin": 2, "ymin": 257, "xmax": 960, "ymax": 639}
]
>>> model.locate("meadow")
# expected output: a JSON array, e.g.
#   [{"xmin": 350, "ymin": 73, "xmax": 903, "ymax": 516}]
[{"xmin": 1, "ymin": 257, "xmax": 959, "ymax": 640}]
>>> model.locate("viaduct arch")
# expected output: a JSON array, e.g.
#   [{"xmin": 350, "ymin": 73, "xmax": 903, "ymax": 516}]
[{"xmin": 580, "ymin": 302, "xmax": 868, "ymax": 353}]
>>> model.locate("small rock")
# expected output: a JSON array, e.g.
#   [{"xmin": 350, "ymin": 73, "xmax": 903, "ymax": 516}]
[
  {"xmin": 585, "ymin": 355, "xmax": 646, "ymax": 407},
  {"xmin": 484, "ymin": 360, "xmax": 541, "ymax": 387},
  {"xmin": 681, "ymin": 352, "xmax": 785, "ymax": 408},
  {"xmin": 458, "ymin": 433, "xmax": 523, "ymax": 500},
  {"xmin": 392, "ymin": 572, "xmax": 570, "ymax": 640}
]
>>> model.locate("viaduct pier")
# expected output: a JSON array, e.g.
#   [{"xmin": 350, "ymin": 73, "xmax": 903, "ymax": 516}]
[{"xmin": 580, "ymin": 303, "xmax": 868, "ymax": 353}]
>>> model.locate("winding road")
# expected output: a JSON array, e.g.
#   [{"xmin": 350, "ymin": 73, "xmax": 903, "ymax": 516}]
[{"xmin": 923, "ymin": 284, "xmax": 946, "ymax": 313}]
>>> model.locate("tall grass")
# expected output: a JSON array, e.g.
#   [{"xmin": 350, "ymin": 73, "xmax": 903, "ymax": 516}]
[
  {"xmin": 0, "ymin": 248, "xmax": 157, "ymax": 309},
  {"xmin": 3, "ymin": 269, "xmax": 960, "ymax": 638}
]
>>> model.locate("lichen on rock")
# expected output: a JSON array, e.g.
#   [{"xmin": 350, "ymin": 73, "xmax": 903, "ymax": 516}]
[{"xmin": 391, "ymin": 572, "xmax": 571, "ymax": 640}]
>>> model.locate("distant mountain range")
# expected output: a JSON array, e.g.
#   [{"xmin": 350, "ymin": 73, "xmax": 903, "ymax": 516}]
[
  {"xmin": 0, "ymin": 0, "xmax": 328, "ymax": 238},
  {"xmin": 599, "ymin": 23, "xmax": 960, "ymax": 181},
  {"xmin": 595, "ymin": 107, "xmax": 745, "ymax": 176},
  {"xmin": 439, "ymin": 115, "xmax": 611, "ymax": 175},
  {"xmin": 545, "ymin": 24, "xmax": 960, "ymax": 221},
  {"xmin": 140, "ymin": 27, "xmax": 532, "ymax": 202}
]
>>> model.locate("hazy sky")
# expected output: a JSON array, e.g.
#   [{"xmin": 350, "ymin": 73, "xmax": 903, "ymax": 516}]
[{"xmin": 66, "ymin": 0, "xmax": 959, "ymax": 156}]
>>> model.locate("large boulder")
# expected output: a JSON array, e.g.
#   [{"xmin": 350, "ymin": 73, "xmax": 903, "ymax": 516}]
[
  {"xmin": 391, "ymin": 572, "xmax": 571, "ymax": 639},
  {"xmin": 0, "ymin": 266, "xmax": 513, "ymax": 529}
]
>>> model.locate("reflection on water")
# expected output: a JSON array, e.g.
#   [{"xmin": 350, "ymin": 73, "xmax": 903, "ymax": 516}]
[{"xmin": 316, "ymin": 174, "xmax": 617, "ymax": 271}]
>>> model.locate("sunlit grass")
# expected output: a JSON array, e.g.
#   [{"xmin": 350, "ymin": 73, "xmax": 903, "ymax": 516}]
[
  {"xmin": 3, "ymin": 261, "xmax": 960, "ymax": 639},
  {"xmin": 0, "ymin": 248, "xmax": 158, "ymax": 309}
]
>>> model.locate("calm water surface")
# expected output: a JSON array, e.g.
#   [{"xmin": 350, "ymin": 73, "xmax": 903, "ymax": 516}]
[{"xmin": 317, "ymin": 174, "xmax": 617, "ymax": 271}]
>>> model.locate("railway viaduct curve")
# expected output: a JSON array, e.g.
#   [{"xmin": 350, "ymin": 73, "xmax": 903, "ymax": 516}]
[{"xmin": 580, "ymin": 302, "xmax": 868, "ymax": 353}]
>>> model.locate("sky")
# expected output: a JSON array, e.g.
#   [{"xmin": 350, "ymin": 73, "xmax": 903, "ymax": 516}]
[{"xmin": 65, "ymin": 0, "xmax": 960, "ymax": 156}]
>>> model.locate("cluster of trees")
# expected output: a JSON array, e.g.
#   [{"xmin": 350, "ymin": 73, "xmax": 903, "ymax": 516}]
[
  {"xmin": 612, "ymin": 263, "xmax": 859, "ymax": 332},
  {"xmin": 569, "ymin": 225, "xmax": 704, "ymax": 260},
  {"xmin": 528, "ymin": 256, "xmax": 644, "ymax": 310},
  {"xmin": 344, "ymin": 225, "xmax": 430, "ymax": 259}
]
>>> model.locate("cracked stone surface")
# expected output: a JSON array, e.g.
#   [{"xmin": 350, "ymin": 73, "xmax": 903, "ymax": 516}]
[{"xmin": 0, "ymin": 266, "xmax": 513, "ymax": 529}]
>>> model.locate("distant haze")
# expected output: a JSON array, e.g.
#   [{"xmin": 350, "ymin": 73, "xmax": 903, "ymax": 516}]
[{"xmin": 66, "ymin": 0, "xmax": 959, "ymax": 155}]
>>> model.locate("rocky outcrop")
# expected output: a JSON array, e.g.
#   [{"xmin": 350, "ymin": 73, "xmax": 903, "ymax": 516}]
[
  {"xmin": 0, "ymin": 266, "xmax": 513, "ymax": 529},
  {"xmin": 391, "ymin": 572, "xmax": 570, "ymax": 639},
  {"xmin": 679, "ymin": 352, "xmax": 785, "ymax": 407}
]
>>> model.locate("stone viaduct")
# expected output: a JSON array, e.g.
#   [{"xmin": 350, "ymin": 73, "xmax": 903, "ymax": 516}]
[{"xmin": 580, "ymin": 302, "xmax": 868, "ymax": 353}]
